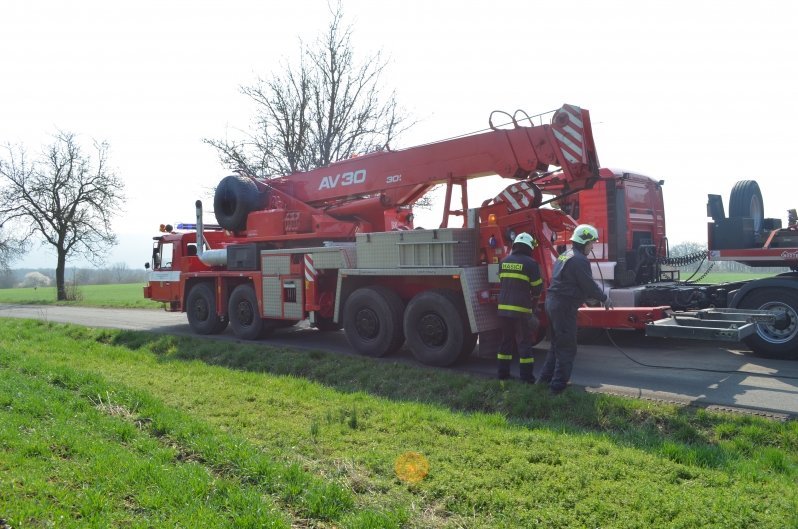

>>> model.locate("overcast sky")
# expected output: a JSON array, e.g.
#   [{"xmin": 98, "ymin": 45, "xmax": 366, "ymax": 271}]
[{"xmin": 2, "ymin": 0, "xmax": 796, "ymax": 269}]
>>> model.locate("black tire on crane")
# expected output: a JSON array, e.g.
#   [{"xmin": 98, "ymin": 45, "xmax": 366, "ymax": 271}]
[
  {"xmin": 213, "ymin": 175, "xmax": 262, "ymax": 232},
  {"xmin": 739, "ymin": 288, "xmax": 798, "ymax": 360},
  {"xmin": 728, "ymin": 180, "xmax": 765, "ymax": 234},
  {"xmin": 228, "ymin": 284, "xmax": 273, "ymax": 340},
  {"xmin": 186, "ymin": 282, "xmax": 228, "ymax": 335},
  {"xmin": 343, "ymin": 286, "xmax": 405, "ymax": 357},
  {"xmin": 403, "ymin": 289, "xmax": 475, "ymax": 367}
]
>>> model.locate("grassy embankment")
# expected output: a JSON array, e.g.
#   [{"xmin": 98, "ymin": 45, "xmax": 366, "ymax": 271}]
[{"xmin": 1, "ymin": 318, "xmax": 796, "ymax": 528}]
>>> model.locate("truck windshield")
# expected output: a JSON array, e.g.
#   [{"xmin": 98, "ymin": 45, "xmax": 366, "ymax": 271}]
[{"xmin": 157, "ymin": 242, "xmax": 174, "ymax": 269}]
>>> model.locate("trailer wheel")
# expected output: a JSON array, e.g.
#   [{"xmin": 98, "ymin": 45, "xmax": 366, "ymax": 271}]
[
  {"xmin": 343, "ymin": 286, "xmax": 405, "ymax": 357},
  {"xmin": 214, "ymin": 175, "xmax": 262, "ymax": 231},
  {"xmin": 404, "ymin": 289, "xmax": 473, "ymax": 367},
  {"xmin": 186, "ymin": 283, "xmax": 227, "ymax": 335},
  {"xmin": 739, "ymin": 288, "xmax": 798, "ymax": 360},
  {"xmin": 228, "ymin": 284, "xmax": 272, "ymax": 340},
  {"xmin": 729, "ymin": 180, "xmax": 764, "ymax": 233}
]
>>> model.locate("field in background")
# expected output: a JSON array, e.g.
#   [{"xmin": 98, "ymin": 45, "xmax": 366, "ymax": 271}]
[
  {"xmin": 689, "ymin": 272, "xmax": 782, "ymax": 283},
  {"xmin": 0, "ymin": 272, "xmax": 789, "ymax": 309},
  {"xmin": 1, "ymin": 319, "xmax": 795, "ymax": 528},
  {"xmin": 0, "ymin": 283, "xmax": 161, "ymax": 309}
]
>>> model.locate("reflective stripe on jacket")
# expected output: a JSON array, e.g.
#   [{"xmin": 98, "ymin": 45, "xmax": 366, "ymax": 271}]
[{"xmin": 497, "ymin": 251, "xmax": 543, "ymax": 318}]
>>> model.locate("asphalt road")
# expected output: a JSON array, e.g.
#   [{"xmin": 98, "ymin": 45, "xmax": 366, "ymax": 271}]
[{"xmin": 2, "ymin": 303, "xmax": 797, "ymax": 419}]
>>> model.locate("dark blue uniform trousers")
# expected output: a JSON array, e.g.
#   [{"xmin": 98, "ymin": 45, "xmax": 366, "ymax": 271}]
[
  {"xmin": 539, "ymin": 295, "xmax": 580, "ymax": 391},
  {"xmin": 497, "ymin": 315, "xmax": 537, "ymax": 381}
]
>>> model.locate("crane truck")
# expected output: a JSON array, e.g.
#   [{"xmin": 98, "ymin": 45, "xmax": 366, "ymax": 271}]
[{"xmin": 144, "ymin": 103, "xmax": 798, "ymax": 364}]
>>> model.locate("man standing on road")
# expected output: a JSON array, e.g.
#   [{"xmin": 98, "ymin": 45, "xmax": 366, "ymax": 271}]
[
  {"xmin": 539, "ymin": 224, "xmax": 612, "ymax": 395},
  {"xmin": 496, "ymin": 232, "xmax": 543, "ymax": 382}
]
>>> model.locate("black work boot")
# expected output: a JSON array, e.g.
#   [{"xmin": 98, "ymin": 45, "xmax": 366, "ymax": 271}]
[
  {"xmin": 497, "ymin": 354, "xmax": 512, "ymax": 380},
  {"xmin": 519, "ymin": 359, "xmax": 535, "ymax": 384}
]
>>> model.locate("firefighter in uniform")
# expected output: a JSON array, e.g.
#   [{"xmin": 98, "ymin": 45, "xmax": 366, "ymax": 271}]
[
  {"xmin": 538, "ymin": 224, "xmax": 612, "ymax": 394},
  {"xmin": 496, "ymin": 232, "xmax": 543, "ymax": 382}
]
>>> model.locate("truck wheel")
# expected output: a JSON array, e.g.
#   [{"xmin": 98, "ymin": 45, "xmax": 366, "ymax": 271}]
[
  {"xmin": 343, "ymin": 286, "xmax": 405, "ymax": 357},
  {"xmin": 228, "ymin": 284, "xmax": 271, "ymax": 340},
  {"xmin": 214, "ymin": 175, "xmax": 262, "ymax": 232},
  {"xmin": 739, "ymin": 288, "xmax": 798, "ymax": 360},
  {"xmin": 729, "ymin": 180, "xmax": 764, "ymax": 233},
  {"xmin": 186, "ymin": 283, "xmax": 227, "ymax": 335},
  {"xmin": 404, "ymin": 289, "xmax": 472, "ymax": 367}
]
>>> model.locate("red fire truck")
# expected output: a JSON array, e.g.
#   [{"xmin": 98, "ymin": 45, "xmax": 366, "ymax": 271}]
[{"xmin": 145, "ymin": 104, "xmax": 798, "ymax": 362}]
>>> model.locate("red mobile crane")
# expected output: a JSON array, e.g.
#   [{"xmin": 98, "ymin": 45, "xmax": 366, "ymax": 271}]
[
  {"xmin": 145, "ymin": 104, "xmax": 798, "ymax": 363},
  {"xmin": 145, "ymin": 104, "xmax": 612, "ymax": 366}
]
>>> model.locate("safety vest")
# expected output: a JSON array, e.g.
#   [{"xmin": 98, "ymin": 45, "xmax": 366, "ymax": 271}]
[{"xmin": 497, "ymin": 251, "xmax": 543, "ymax": 318}]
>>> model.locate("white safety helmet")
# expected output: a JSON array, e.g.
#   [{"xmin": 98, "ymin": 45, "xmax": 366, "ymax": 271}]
[
  {"xmin": 570, "ymin": 224, "xmax": 599, "ymax": 244},
  {"xmin": 513, "ymin": 232, "xmax": 538, "ymax": 250}
]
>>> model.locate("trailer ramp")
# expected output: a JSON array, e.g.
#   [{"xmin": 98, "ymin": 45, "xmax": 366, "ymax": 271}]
[{"xmin": 646, "ymin": 308, "xmax": 781, "ymax": 342}]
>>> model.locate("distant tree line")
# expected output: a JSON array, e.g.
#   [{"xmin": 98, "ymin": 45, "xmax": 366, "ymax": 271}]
[{"xmin": 0, "ymin": 264, "xmax": 147, "ymax": 290}]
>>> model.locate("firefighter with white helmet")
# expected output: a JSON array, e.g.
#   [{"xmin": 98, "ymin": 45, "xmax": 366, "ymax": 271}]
[
  {"xmin": 538, "ymin": 224, "xmax": 612, "ymax": 394},
  {"xmin": 496, "ymin": 232, "xmax": 543, "ymax": 382}
]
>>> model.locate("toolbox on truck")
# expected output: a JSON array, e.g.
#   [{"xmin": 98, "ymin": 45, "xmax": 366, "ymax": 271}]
[{"xmin": 354, "ymin": 228, "xmax": 478, "ymax": 268}]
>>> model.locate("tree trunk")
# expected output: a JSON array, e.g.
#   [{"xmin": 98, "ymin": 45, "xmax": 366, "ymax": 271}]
[{"xmin": 56, "ymin": 250, "xmax": 67, "ymax": 301}]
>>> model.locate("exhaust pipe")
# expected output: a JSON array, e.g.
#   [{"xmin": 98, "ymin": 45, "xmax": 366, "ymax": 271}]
[{"xmin": 195, "ymin": 200, "xmax": 228, "ymax": 267}]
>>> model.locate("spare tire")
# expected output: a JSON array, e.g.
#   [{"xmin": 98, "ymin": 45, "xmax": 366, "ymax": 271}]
[
  {"xmin": 729, "ymin": 180, "xmax": 764, "ymax": 233},
  {"xmin": 213, "ymin": 175, "xmax": 262, "ymax": 231}
]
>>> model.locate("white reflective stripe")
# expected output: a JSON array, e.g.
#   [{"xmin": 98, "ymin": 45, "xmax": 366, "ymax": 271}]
[
  {"xmin": 562, "ymin": 125, "xmax": 583, "ymax": 144},
  {"xmin": 553, "ymin": 129, "xmax": 582, "ymax": 158},
  {"xmin": 501, "ymin": 189, "xmax": 522, "ymax": 210},
  {"xmin": 498, "ymin": 181, "xmax": 538, "ymax": 210},
  {"xmin": 560, "ymin": 146, "xmax": 578, "ymax": 164},
  {"xmin": 304, "ymin": 254, "xmax": 316, "ymax": 282},
  {"xmin": 148, "ymin": 271, "xmax": 181, "ymax": 282},
  {"xmin": 563, "ymin": 105, "xmax": 583, "ymax": 128},
  {"xmin": 519, "ymin": 182, "xmax": 536, "ymax": 205}
]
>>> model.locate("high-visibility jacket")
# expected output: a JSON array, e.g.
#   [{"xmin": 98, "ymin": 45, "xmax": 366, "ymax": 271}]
[
  {"xmin": 497, "ymin": 251, "xmax": 543, "ymax": 318},
  {"xmin": 547, "ymin": 249, "xmax": 607, "ymax": 304}
]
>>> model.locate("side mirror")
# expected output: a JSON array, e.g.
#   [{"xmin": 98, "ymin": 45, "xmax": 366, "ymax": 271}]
[{"xmin": 144, "ymin": 262, "xmax": 150, "ymax": 269}]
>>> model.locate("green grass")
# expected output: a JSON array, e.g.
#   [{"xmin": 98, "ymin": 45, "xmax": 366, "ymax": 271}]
[
  {"xmin": 1, "ymin": 318, "xmax": 796, "ymax": 528},
  {"xmin": 0, "ymin": 283, "xmax": 162, "ymax": 308}
]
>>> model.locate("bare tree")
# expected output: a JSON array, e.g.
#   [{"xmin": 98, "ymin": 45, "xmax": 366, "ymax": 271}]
[
  {"xmin": 0, "ymin": 132, "xmax": 125, "ymax": 300},
  {"xmin": 205, "ymin": 2, "xmax": 412, "ymax": 177},
  {"xmin": 112, "ymin": 262, "xmax": 129, "ymax": 283},
  {"xmin": 0, "ymin": 226, "xmax": 23, "ymax": 271}
]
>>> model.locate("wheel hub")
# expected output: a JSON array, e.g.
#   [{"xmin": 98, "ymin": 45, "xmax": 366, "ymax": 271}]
[
  {"xmin": 418, "ymin": 313, "xmax": 447, "ymax": 347},
  {"xmin": 355, "ymin": 308, "xmax": 379, "ymax": 339},
  {"xmin": 757, "ymin": 302, "xmax": 797, "ymax": 343},
  {"xmin": 193, "ymin": 299, "xmax": 209, "ymax": 321},
  {"xmin": 236, "ymin": 301, "xmax": 255, "ymax": 326}
]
